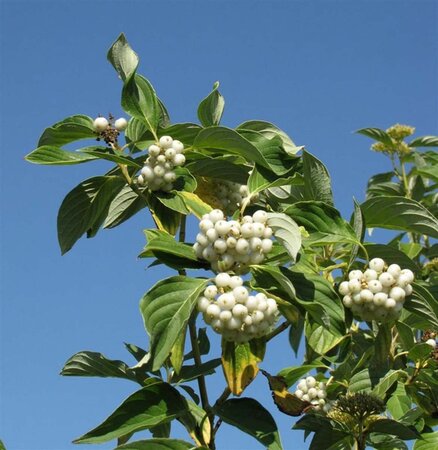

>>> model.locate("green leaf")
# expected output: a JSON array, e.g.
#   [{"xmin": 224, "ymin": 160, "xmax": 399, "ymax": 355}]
[
  {"xmin": 306, "ymin": 322, "xmax": 345, "ymax": 355},
  {"xmin": 140, "ymin": 229, "xmax": 207, "ymax": 270},
  {"xmin": 114, "ymin": 438, "xmax": 205, "ymax": 450},
  {"xmin": 37, "ymin": 114, "xmax": 96, "ymax": 146},
  {"xmin": 107, "ymin": 33, "xmax": 139, "ymax": 82},
  {"xmin": 348, "ymin": 369, "xmax": 372, "ymax": 392},
  {"xmin": 124, "ymin": 343, "xmax": 148, "ymax": 363},
  {"xmin": 57, "ymin": 176, "xmax": 126, "ymax": 254},
  {"xmin": 372, "ymin": 370, "xmax": 402, "ymax": 399},
  {"xmin": 413, "ymin": 432, "xmax": 438, "ymax": 449},
  {"xmin": 361, "ymin": 196, "xmax": 438, "ymax": 238},
  {"xmin": 178, "ymin": 400, "xmax": 211, "ymax": 447},
  {"xmin": 267, "ymin": 212, "xmax": 302, "ymax": 262},
  {"xmin": 221, "ymin": 339, "xmax": 265, "ymax": 396},
  {"xmin": 399, "ymin": 242, "xmax": 423, "ymax": 259},
  {"xmin": 60, "ymin": 351, "xmax": 137, "ymax": 382},
  {"xmin": 404, "ymin": 283, "xmax": 438, "ymax": 330},
  {"xmin": 197, "ymin": 81, "xmax": 225, "ymax": 127},
  {"xmin": 248, "ymin": 164, "xmax": 303, "ymax": 197},
  {"xmin": 239, "ymin": 129, "xmax": 297, "ymax": 175},
  {"xmin": 237, "ymin": 120, "xmax": 300, "ymax": 155},
  {"xmin": 103, "ymin": 186, "xmax": 148, "ymax": 229},
  {"xmin": 0, "ymin": 440, "xmax": 5, "ymax": 450},
  {"xmin": 367, "ymin": 418, "xmax": 419, "ymax": 440},
  {"xmin": 387, "ymin": 384, "xmax": 412, "ymax": 420},
  {"xmin": 80, "ymin": 147, "xmax": 142, "ymax": 168},
  {"xmin": 122, "ymin": 74, "xmax": 160, "ymax": 132},
  {"xmin": 408, "ymin": 343, "xmax": 433, "ymax": 362},
  {"xmin": 302, "ymin": 150, "xmax": 334, "ymax": 205},
  {"xmin": 396, "ymin": 321, "xmax": 415, "ymax": 352},
  {"xmin": 140, "ymin": 276, "xmax": 208, "ymax": 371},
  {"xmin": 186, "ymin": 155, "xmax": 249, "ymax": 184},
  {"xmin": 194, "ymin": 126, "xmax": 272, "ymax": 171},
  {"xmin": 148, "ymin": 194, "xmax": 181, "ymax": 235},
  {"xmin": 176, "ymin": 192, "xmax": 212, "ymax": 219},
  {"xmin": 356, "ymin": 127, "xmax": 394, "ymax": 146},
  {"xmin": 284, "ymin": 201, "xmax": 359, "ymax": 247},
  {"xmin": 371, "ymin": 323, "xmax": 392, "ymax": 375},
  {"xmin": 172, "ymin": 358, "xmax": 221, "ymax": 383},
  {"xmin": 74, "ymin": 381, "xmax": 189, "ymax": 444},
  {"xmin": 409, "ymin": 136, "xmax": 438, "ymax": 148},
  {"xmin": 214, "ymin": 397, "xmax": 283, "ymax": 450},
  {"xmin": 25, "ymin": 145, "xmax": 100, "ymax": 165}
]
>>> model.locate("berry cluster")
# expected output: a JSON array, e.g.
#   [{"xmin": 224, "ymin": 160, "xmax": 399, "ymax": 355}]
[
  {"xmin": 198, "ymin": 273, "xmax": 279, "ymax": 343},
  {"xmin": 93, "ymin": 116, "xmax": 128, "ymax": 132},
  {"xmin": 339, "ymin": 258, "xmax": 415, "ymax": 322},
  {"xmin": 137, "ymin": 136, "xmax": 186, "ymax": 192},
  {"xmin": 193, "ymin": 209, "xmax": 274, "ymax": 274},
  {"xmin": 295, "ymin": 376, "xmax": 329, "ymax": 412},
  {"xmin": 212, "ymin": 180, "xmax": 251, "ymax": 216}
]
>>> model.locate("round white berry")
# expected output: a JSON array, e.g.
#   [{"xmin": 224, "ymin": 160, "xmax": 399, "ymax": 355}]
[
  {"xmin": 387, "ymin": 264, "xmax": 401, "ymax": 278},
  {"xmin": 232, "ymin": 304, "xmax": 248, "ymax": 318},
  {"xmin": 229, "ymin": 276, "xmax": 243, "ymax": 288},
  {"xmin": 159, "ymin": 135, "xmax": 173, "ymax": 148},
  {"xmin": 349, "ymin": 270, "xmax": 363, "ymax": 280},
  {"xmin": 369, "ymin": 258, "xmax": 385, "ymax": 272},
  {"xmin": 148, "ymin": 144, "xmax": 161, "ymax": 157},
  {"xmin": 306, "ymin": 376, "xmax": 316, "ymax": 388},
  {"xmin": 302, "ymin": 394, "xmax": 310, "ymax": 402},
  {"xmin": 235, "ymin": 238, "xmax": 250, "ymax": 255},
  {"xmin": 379, "ymin": 272, "xmax": 395, "ymax": 287},
  {"xmin": 253, "ymin": 210, "xmax": 268, "ymax": 223},
  {"xmin": 219, "ymin": 310, "xmax": 232, "ymax": 322},
  {"xmin": 384, "ymin": 298, "xmax": 396, "ymax": 309},
  {"xmin": 172, "ymin": 140, "xmax": 184, "ymax": 152},
  {"xmin": 241, "ymin": 223, "xmax": 254, "ymax": 238},
  {"xmin": 141, "ymin": 165, "xmax": 155, "ymax": 181},
  {"xmin": 172, "ymin": 153, "xmax": 186, "ymax": 166},
  {"xmin": 360, "ymin": 289, "xmax": 374, "ymax": 303},
  {"xmin": 400, "ymin": 269, "xmax": 414, "ymax": 284},
  {"xmin": 246, "ymin": 296, "xmax": 258, "ymax": 312},
  {"xmin": 206, "ymin": 303, "xmax": 221, "ymax": 319},
  {"xmin": 214, "ymin": 239, "xmax": 228, "ymax": 254},
  {"xmin": 363, "ymin": 269, "xmax": 378, "ymax": 281},
  {"xmin": 263, "ymin": 227, "xmax": 273, "ymax": 238},
  {"xmin": 252, "ymin": 223, "xmax": 265, "ymax": 238},
  {"xmin": 404, "ymin": 284, "xmax": 413, "ymax": 296},
  {"xmin": 261, "ymin": 239, "xmax": 273, "ymax": 254},
  {"xmin": 295, "ymin": 389, "xmax": 304, "ymax": 399},
  {"xmin": 343, "ymin": 295, "xmax": 353, "ymax": 308},
  {"xmin": 114, "ymin": 117, "xmax": 128, "ymax": 131},
  {"xmin": 206, "ymin": 228, "xmax": 219, "ymax": 242},
  {"xmin": 339, "ymin": 281, "xmax": 351, "ymax": 296},
  {"xmin": 373, "ymin": 292, "xmax": 388, "ymax": 306},
  {"xmin": 368, "ymin": 279, "xmax": 383, "ymax": 294},
  {"xmin": 197, "ymin": 296, "xmax": 211, "ymax": 313},
  {"xmin": 204, "ymin": 285, "xmax": 218, "ymax": 299},
  {"xmin": 348, "ymin": 279, "xmax": 362, "ymax": 293},
  {"xmin": 252, "ymin": 310, "xmax": 264, "ymax": 324},
  {"xmin": 233, "ymin": 286, "xmax": 249, "ymax": 303},
  {"xmin": 93, "ymin": 117, "xmax": 109, "ymax": 132},
  {"xmin": 389, "ymin": 286, "xmax": 406, "ymax": 302},
  {"xmin": 226, "ymin": 317, "xmax": 242, "ymax": 330},
  {"xmin": 209, "ymin": 209, "xmax": 224, "ymax": 223},
  {"xmin": 215, "ymin": 273, "xmax": 231, "ymax": 288}
]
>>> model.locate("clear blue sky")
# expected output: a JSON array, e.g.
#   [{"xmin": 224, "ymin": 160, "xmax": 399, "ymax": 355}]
[{"xmin": 1, "ymin": 1, "xmax": 437, "ymax": 449}]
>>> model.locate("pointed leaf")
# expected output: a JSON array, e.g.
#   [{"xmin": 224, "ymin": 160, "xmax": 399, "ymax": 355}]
[
  {"xmin": 74, "ymin": 381, "xmax": 189, "ymax": 444},
  {"xmin": 37, "ymin": 115, "xmax": 96, "ymax": 146},
  {"xmin": 409, "ymin": 136, "xmax": 438, "ymax": 148},
  {"xmin": 140, "ymin": 277, "xmax": 208, "ymax": 371},
  {"xmin": 107, "ymin": 33, "xmax": 139, "ymax": 82},
  {"xmin": 237, "ymin": 120, "xmax": 299, "ymax": 154},
  {"xmin": 356, "ymin": 127, "xmax": 394, "ymax": 146},
  {"xmin": 302, "ymin": 150, "xmax": 334, "ymax": 205},
  {"xmin": 214, "ymin": 397, "xmax": 283, "ymax": 450},
  {"xmin": 57, "ymin": 176, "xmax": 125, "ymax": 254},
  {"xmin": 267, "ymin": 212, "xmax": 302, "ymax": 262},
  {"xmin": 361, "ymin": 196, "xmax": 438, "ymax": 238},
  {"xmin": 114, "ymin": 438, "xmax": 207, "ymax": 450},
  {"xmin": 197, "ymin": 81, "xmax": 225, "ymax": 127},
  {"xmin": 60, "ymin": 351, "xmax": 137, "ymax": 382},
  {"xmin": 25, "ymin": 145, "xmax": 100, "ymax": 165},
  {"xmin": 367, "ymin": 418, "xmax": 419, "ymax": 440},
  {"xmin": 413, "ymin": 432, "xmax": 438, "ymax": 449},
  {"xmin": 221, "ymin": 339, "xmax": 265, "ymax": 395}
]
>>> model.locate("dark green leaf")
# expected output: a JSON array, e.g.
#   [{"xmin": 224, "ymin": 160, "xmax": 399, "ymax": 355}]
[
  {"xmin": 37, "ymin": 115, "xmax": 96, "ymax": 147},
  {"xmin": 80, "ymin": 148, "xmax": 142, "ymax": 168},
  {"xmin": 57, "ymin": 176, "xmax": 125, "ymax": 254},
  {"xmin": 214, "ymin": 398, "xmax": 283, "ymax": 450},
  {"xmin": 103, "ymin": 186, "xmax": 148, "ymax": 229},
  {"xmin": 60, "ymin": 351, "xmax": 137, "ymax": 382},
  {"xmin": 74, "ymin": 381, "xmax": 188, "ymax": 444},
  {"xmin": 237, "ymin": 120, "xmax": 300, "ymax": 155},
  {"xmin": 172, "ymin": 358, "xmax": 221, "ymax": 383},
  {"xmin": 140, "ymin": 277, "xmax": 208, "ymax": 371},
  {"xmin": 197, "ymin": 81, "xmax": 225, "ymax": 127},
  {"xmin": 408, "ymin": 343, "xmax": 433, "ymax": 362},
  {"xmin": 361, "ymin": 196, "xmax": 438, "ymax": 238},
  {"xmin": 194, "ymin": 126, "xmax": 272, "ymax": 171},
  {"xmin": 25, "ymin": 145, "xmax": 99, "ymax": 165},
  {"xmin": 367, "ymin": 418, "xmax": 419, "ymax": 440},
  {"xmin": 107, "ymin": 33, "xmax": 139, "ymax": 82},
  {"xmin": 302, "ymin": 150, "xmax": 334, "ymax": 205},
  {"xmin": 186, "ymin": 155, "xmax": 249, "ymax": 184},
  {"xmin": 396, "ymin": 321, "xmax": 415, "ymax": 352},
  {"xmin": 409, "ymin": 136, "xmax": 438, "ymax": 148},
  {"xmin": 348, "ymin": 369, "xmax": 372, "ymax": 392},
  {"xmin": 124, "ymin": 343, "xmax": 148, "ymax": 363},
  {"xmin": 356, "ymin": 127, "xmax": 394, "ymax": 146},
  {"xmin": 114, "ymin": 438, "xmax": 205, "ymax": 450}
]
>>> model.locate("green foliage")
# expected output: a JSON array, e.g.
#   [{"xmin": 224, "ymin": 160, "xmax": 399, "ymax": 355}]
[{"xmin": 27, "ymin": 33, "xmax": 438, "ymax": 450}]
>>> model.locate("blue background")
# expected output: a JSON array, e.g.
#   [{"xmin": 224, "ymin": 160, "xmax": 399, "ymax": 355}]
[{"xmin": 1, "ymin": 1, "xmax": 437, "ymax": 449}]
